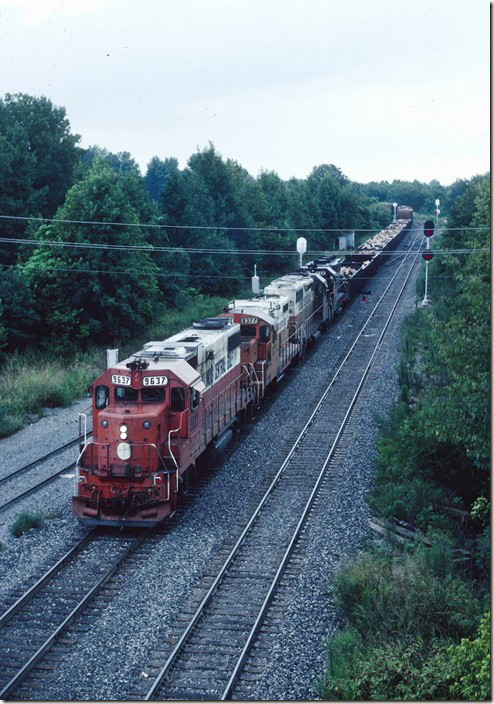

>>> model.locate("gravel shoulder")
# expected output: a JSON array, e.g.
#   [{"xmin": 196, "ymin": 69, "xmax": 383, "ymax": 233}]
[{"xmin": 0, "ymin": 231, "xmax": 421, "ymax": 700}]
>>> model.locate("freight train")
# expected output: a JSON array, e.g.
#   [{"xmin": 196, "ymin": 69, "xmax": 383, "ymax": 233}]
[{"xmin": 73, "ymin": 215, "xmax": 413, "ymax": 526}]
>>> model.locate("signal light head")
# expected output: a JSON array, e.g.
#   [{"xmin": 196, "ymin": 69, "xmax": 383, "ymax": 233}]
[{"xmin": 424, "ymin": 220, "xmax": 435, "ymax": 237}]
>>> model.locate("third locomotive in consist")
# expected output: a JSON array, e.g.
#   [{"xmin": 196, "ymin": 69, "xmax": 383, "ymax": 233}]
[{"xmin": 73, "ymin": 213, "xmax": 413, "ymax": 527}]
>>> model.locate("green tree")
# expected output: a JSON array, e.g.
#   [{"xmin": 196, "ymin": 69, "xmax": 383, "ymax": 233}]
[
  {"xmin": 0, "ymin": 93, "xmax": 80, "ymax": 266},
  {"xmin": 22, "ymin": 161, "xmax": 159, "ymax": 346},
  {"xmin": 0, "ymin": 267, "xmax": 40, "ymax": 350},
  {"xmin": 145, "ymin": 156, "xmax": 179, "ymax": 203},
  {"xmin": 160, "ymin": 164, "xmax": 241, "ymax": 296},
  {"xmin": 2, "ymin": 93, "xmax": 80, "ymax": 217}
]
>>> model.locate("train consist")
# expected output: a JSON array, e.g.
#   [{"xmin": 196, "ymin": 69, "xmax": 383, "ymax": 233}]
[{"xmin": 73, "ymin": 215, "xmax": 413, "ymax": 526}]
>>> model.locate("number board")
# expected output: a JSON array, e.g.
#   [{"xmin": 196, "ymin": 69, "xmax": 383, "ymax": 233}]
[
  {"xmin": 143, "ymin": 376, "xmax": 168, "ymax": 386},
  {"xmin": 241, "ymin": 317, "xmax": 258, "ymax": 325},
  {"xmin": 111, "ymin": 374, "xmax": 131, "ymax": 386}
]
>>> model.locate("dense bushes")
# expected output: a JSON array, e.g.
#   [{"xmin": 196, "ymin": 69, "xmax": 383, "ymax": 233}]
[
  {"xmin": 322, "ymin": 174, "xmax": 490, "ymax": 700},
  {"xmin": 323, "ymin": 547, "xmax": 489, "ymax": 700}
]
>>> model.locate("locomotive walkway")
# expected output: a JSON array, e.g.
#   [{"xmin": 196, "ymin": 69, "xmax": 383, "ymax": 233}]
[{"xmin": 132, "ymin": 230, "xmax": 423, "ymax": 700}]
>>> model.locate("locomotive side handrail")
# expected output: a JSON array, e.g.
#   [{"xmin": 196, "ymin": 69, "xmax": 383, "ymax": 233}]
[
  {"xmin": 74, "ymin": 413, "xmax": 89, "ymax": 496},
  {"xmin": 241, "ymin": 364, "xmax": 260, "ymax": 404},
  {"xmin": 167, "ymin": 411, "xmax": 186, "ymax": 491},
  {"xmin": 257, "ymin": 360, "xmax": 268, "ymax": 401},
  {"xmin": 204, "ymin": 372, "xmax": 247, "ymax": 441}
]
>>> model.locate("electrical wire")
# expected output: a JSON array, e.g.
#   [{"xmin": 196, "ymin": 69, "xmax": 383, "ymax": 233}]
[
  {"xmin": 0, "ymin": 263, "xmax": 485, "ymax": 283},
  {"xmin": 0, "ymin": 236, "xmax": 488, "ymax": 257},
  {"xmin": 0, "ymin": 213, "xmax": 489, "ymax": 233}
]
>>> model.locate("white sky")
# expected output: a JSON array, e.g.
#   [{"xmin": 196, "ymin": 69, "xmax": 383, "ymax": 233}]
[{"xmin": 0, "ymin": 0, "xmax": 490, "ymax": 185}]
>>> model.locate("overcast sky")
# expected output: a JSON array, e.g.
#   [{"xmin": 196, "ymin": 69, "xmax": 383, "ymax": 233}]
[{"xmin": 0, "ymin": 0, "xmax": 489, "ymax": 185}]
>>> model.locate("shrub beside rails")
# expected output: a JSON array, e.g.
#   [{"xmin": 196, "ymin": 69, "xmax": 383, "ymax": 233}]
[{"xmin": 73, "ymin": 216, "xmax": 413, "ymax": 526}]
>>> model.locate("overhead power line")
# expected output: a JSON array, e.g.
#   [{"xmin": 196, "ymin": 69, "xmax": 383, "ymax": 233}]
[
  {"xmin": 0, "ymin": 236, "xmax": 489, "ymax": 257},
  {"xmin": 0, "ymin": 213, "xmax": 490, "ymax": 233},
  {"xmin": 0, "ymin": 262, "xmax": 483, "ymax": 283}
]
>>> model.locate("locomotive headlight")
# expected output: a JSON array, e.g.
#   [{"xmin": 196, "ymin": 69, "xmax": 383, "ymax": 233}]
[
  {"xmin": 143, "ymin": 420, "xmax": 152, "ymax": 429},
  {"xmin": 117, "ymin": 442, "xmax": 131, "ymax": 461},
  {"xmin": 119, "ymin": 424, "xmax": 128, "ymax": 440},
  {"xmin": 101, "ymin": 419, "xmax": 109, "ymax": 428}
]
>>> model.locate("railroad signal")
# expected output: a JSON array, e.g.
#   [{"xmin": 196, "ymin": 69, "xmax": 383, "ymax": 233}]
[
  {"xmin": 424, "ymin": 220, "xmax": 435, "ymax": 237},
  {"xmin": 422, "ymin": 249, "xmax": 434, "ymax": 261}
]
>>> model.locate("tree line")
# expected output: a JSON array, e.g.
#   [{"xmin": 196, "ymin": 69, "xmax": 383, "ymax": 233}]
[
  {"xmin": 322, "ymin": 172, "xmax": 490, "ymax": 700},
  {"xmin": 0, "ymin": 92, "xmax": 485, "ymax": 356}
]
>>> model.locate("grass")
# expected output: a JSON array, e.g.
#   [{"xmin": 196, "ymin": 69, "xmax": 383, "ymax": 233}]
[
  {"xmin": 0, "ymin": 351, "xmax": 100, "ymax": 438},
  {"xmin": 0, "ymin": 288, "xmax": 255, "ymax": 438},
  {"xmin": 10, "ymin": 511, "xmax": 44, "ymax": 537}
]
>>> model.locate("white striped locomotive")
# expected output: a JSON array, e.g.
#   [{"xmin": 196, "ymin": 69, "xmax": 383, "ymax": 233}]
[{"xmin": 73, "ymin": 216, "xmax": 412, "ymax": 526}]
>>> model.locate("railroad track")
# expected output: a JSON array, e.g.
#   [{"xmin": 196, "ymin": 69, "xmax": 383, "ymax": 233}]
[
  {"xmin": 132, "ymin": 231, "xmax": 423, "ymax": 701},
  {"xmin": 0, "ymin": 528, "xmax": 147, "ymax": 700},
  {"xmin": 0, "ymin": 231, "xmax": 417, "ymax": 519},
  {"xmin": 0, "ymin": 424, "xmax": 93, "ymax": 514}
]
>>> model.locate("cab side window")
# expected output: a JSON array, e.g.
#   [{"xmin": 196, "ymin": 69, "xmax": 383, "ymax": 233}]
[
  {"xmin": 170, "ymin": 387, "xmax": 186, "ymax": 412},
  {"xmin": 260, "ymin": 325, "xmax": 270, "ymax": 342},
  {"xmin": 95, "ymin": 385, "xmax": 109, "ymax": 410},
  {"xmin": 191, "ymin": 388, "xmax": 200, "ymax": 411}
]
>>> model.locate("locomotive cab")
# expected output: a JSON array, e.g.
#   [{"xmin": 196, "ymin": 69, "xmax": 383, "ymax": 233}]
[{"xmin": 73, "ymin": 355, "xmax": 205, "ymax": 526}]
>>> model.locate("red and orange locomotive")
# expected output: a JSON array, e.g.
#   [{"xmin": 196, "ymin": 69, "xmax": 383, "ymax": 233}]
[
  {"xmin": 73, "ymin": 317, "xmax": 250, "ymax": 526},
  {"xmin": 73, "ymin": 217, "xmax": 412, "ymax": 526}
]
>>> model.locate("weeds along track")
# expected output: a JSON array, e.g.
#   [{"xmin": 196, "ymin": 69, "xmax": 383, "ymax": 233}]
[
  {"xmin": 133, "ymin": 233, "xmax": 423, "ymax": 701},
  {"xmin": 0, "ymin": 527, "xmax": 153, "ymax": 700}
]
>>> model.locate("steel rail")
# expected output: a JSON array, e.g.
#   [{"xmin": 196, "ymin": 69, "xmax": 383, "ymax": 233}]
[
  {"xmin": 0, "ymin": 436, "xmax": 84, "ymax": 488},
  {"xmin": 0, "ymin": 530, "xmax": 147, "ymax": 700},
  {"xmin": 0, "ymin": 461, "xmax": 76, "ymax": 513},
  {"xmin": 221, "ymin": 229, "xmax": 423, "ymax": 699},
  {"xmin": 0, "ymin": 529, "xmax": 97, "ymax": 629},
  {"xmin": 143, "ymin": 225, "xmax": 423, "ymax": 700}
]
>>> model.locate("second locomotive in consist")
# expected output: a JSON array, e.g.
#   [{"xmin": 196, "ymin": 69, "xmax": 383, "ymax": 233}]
[{"xmin": 73, "ymin": 216, "xmax": 413, "ymax": 526}]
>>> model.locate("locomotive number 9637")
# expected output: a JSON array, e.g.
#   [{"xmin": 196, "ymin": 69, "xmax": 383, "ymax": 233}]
[
  {"xmin": 143, "ymin": 376, "xmax": 168, "ymax": 386},
  {"xmin": 111, "ymin": 374, "xmax": 131, "ymax": 385}
]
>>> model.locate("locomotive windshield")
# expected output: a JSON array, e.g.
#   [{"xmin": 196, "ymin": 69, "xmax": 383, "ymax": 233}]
[
  {"xmin": 240, "ymin": 325, "xmax": 256, "ymax": 337},
  {"xmin": 142, "ymin": 387, "xmax": 166, "ymax": 402},
  {"xmin": 114, "ymin": 386, "xmax": 166, "ymax": 403},
  {"xmin": 114, "ymin": 386, "xmax": 138, "ymax": 403}
]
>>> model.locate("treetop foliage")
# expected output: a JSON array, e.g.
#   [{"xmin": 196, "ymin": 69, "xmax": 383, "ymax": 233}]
[{"xmin": 0, "ymin": 92, "xmax": 488, "ymax": 356}]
